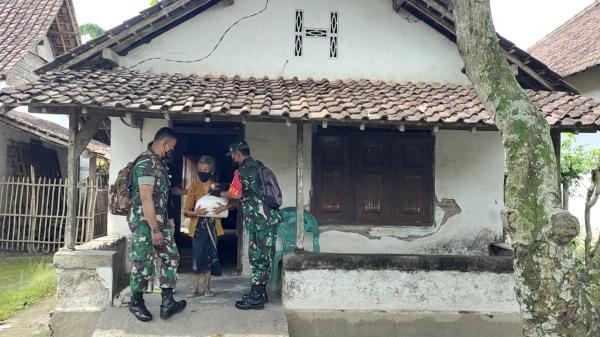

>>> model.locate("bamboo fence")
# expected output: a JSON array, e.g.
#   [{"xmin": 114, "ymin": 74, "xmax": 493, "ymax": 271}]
[{"xmin": 0, "ymin": 175, "xmax": 108, "ymax": 253}]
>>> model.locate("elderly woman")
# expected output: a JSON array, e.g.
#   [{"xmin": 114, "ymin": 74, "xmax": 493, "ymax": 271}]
[{"xmin": 183, "ymin": 155, "xmax": 230, "ymax": 297}]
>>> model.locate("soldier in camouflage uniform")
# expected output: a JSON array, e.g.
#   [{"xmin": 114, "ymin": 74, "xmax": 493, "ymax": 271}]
[
  {"xmin": 225, "ymin": 141, "xmax": 282, "ymax": 310},
  {"xmin": 128, "ymin": 127, "xmax": 186, "ymax": 322}
]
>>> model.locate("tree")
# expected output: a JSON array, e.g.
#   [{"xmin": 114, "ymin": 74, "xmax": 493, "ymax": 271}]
[
  {"xmin": 150, "ymin": 0, "xmax": 158, "ymax": 6},
  {"xmin": 452, "ymin": 1, "xmax": 599, "ymax": 336},
  {"xmin": 79, "ymin": 23, "xmax": 105, "ymax": 40}
]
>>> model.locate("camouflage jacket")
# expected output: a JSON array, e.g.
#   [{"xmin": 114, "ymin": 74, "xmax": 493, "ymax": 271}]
[
  {"xmin": 238, "ymin": 157, "xmax": 281, "ymax": 232},
  {"xmin": 238, "ymin": 157, "xmax": 264, "ymax": 202},
  {"xmin": 128, "ymin": 150, "xmax": 170, "ymax": 229}
]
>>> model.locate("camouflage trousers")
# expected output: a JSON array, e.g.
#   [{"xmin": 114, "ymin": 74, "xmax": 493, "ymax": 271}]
[
  {"xmin": 246, "ymin": 210, "xmax": 281, "ymax": 285},
  {"xmin": 129, "ymin": 224, "xmax": 179, "ymax": 293}
]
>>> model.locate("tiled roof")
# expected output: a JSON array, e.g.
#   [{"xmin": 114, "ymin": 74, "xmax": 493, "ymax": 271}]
[
  {"xmin": 1, "ymin": 69, "xmax": 599, "ymax": 129},
  {"xmin": 0, "ymin": 0, "xmax": 64, "ymax": 76},
  {"xmin": 0, "ymin": 108, "xmax": 110, "ymax": 158},
  {"xmin": 529, "ymin": 1, "xmax": 600, "ymax": 77}
]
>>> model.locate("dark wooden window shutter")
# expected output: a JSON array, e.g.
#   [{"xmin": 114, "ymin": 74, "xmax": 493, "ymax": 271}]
[
  {"xmin": 352, "ymin": 134, "xmax": 388, "ymax": 223},
  {"xmin": 313, "ymin": 134, "xmax": 352, "ymax": 222},
  {"xmin": 392, "ymin": 135, "xmax": 434, "ymax": 225},
  {"xmin": 313, "ymin": 129, "xmax": 434, "ymax": 226}
]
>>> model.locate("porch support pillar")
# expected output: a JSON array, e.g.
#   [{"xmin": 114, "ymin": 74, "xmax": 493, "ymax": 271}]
[
  {"xmin": 65, "ymin": 112, "xmax": 105, "ymax": 249},
  {"xmin": 295, "ymin": 121, "xmax": 305, "ymax": 251}
]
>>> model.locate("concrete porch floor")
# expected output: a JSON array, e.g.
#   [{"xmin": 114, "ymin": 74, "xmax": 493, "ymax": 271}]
[{"xmin": 92, "ymin": 273, "xmax": 289, "ymax": 337}]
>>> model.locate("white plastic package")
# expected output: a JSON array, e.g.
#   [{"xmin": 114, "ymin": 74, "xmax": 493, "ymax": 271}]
[{"xmin": 194, "ymin": 195, "xmax": 229, "ymax": 218}]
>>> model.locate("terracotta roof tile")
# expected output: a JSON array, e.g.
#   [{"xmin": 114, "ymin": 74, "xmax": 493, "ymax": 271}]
[
  {"xmin": 0, "ymin": 0, "xmax": 64, "ymax": 76},
  {"xmin": 529, "ymin": 1, "xmax": 600, "ymax": 77},
  {"xmin": 1, "ymin": 69, "xmax": 600, "ymax": 129}
]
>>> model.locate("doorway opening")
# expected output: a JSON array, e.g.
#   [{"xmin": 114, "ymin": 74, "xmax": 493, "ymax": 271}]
[{"xmin": 170, "ymin": 121, "xmax": 244, "ymax": 275}]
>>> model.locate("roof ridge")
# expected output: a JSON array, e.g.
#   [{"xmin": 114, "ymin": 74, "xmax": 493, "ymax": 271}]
[{"xmin": 529, "ymin": 0, "xmax": 600, "ymax": 52}]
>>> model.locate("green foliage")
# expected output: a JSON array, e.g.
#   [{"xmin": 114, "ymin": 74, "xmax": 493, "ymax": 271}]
[
  {"xmin": 150, "ymin": 0, "xmax": 158, "ymax": 6},
  {"xmin": 0, "ymin": 255, "xmax": 56, "ymax": 321},
  {"xmin": 560, "ymin": 133, "xmax": 600, "ymax": 192},
  {"xmin": 79, "ymin": 23, "xmax": 106, "ymax": 40}
]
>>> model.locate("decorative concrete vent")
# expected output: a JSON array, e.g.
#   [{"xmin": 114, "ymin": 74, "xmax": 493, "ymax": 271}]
[{"xmin": 294, "ymin": 10, "xmax": 338, "ymax": 58}]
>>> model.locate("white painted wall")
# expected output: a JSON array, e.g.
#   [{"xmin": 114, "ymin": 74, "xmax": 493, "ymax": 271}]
[
  {"xmin": 568, "ymin": 66, "xmax": 600, "ymax": 100},
  {"xmin": 566, "ymin": 66, "xmax": 600, "ymax": 238},
  {"xmin": 319, "ymin": 130, "xmax": 505, "ymax": 255},
  {"xmin": 120, "ymin": 0, "xmax": 469, "ymax": 84},
  {"xmin": 107, "ymin": 117, "xmax": 169, "ymax": 236},
  {"xmin": 245, "ymin": 122, "xmax": 312, "ymax": 208},
  {"xmin": 284, "ymin": 269, "xmax": 518, "ymax": 313},
  {"xmin": 36, "ymin": 36, "xmax": 56, "ymax": 63}
]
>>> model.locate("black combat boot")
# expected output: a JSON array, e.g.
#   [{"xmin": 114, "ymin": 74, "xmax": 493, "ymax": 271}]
[
  {"xmin": 160, "ymin": 288, "xmax": 187, "ymax": 319},
  {"xmin": 241, "ymin": 284, "xmax": 269, "ymax": 303},
  {"xmin": 235, "ymin": 285, "xmax": 266, "ymax": 310},
  {"xmin": 129, "ymin": 292, "xmax": 153, "ymax": 322}
]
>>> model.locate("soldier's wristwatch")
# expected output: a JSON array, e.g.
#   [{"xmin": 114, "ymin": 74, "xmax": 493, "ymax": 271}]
[{"xmin": 151, "ymin": 227, "xmax": 160, "ymax": 233}]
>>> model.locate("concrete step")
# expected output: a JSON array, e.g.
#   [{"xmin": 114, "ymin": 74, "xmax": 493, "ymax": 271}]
[{"xmin": 92, "ymin": 275, "xmax": 289, "ymax": 337}]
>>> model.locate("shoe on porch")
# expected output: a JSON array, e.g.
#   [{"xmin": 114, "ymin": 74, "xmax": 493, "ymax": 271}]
[
  {"xmin": 159, "ymin": 288, "xmax": 187, "ymax": 319},
  {"xmin": 235, "ymin": 284, "xmax": 266, "ymax": 310},
  {"xmin": 128, "ymin": 293, "xmax": 153, "ymax": 322}
]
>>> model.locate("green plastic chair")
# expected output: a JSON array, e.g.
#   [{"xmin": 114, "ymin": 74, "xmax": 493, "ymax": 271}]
[{"xmin": 270, "ymin": 207, "xmax": 320, "ymax": 287}]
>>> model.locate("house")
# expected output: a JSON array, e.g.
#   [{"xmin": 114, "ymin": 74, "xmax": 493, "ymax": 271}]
[
  {"xmin": 0, "ymin": 0, "xmax": 111, "ymax": 254},
  {"xmin": 0, "ymin": 0, "xmax": 80, "ymax": 88},
  {"xmin": 530, "ymin": 0, "xmax": 600, "ymax": 235},
  {"xmin": 529, "ymin": 0, "xmax": 600, "ymax": 101},
  {"xmin": 1, "ymin": 0, "xmax": 600, "ymax": 336},
  {"xmin": 0, "ymin": 0, "xmax": 112, "ymax": 179}
]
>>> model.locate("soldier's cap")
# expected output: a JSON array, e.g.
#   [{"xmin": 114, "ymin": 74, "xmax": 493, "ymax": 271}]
[{"xmin": 228, "ymin": 140, "xmax": 250, "ymax": 155}]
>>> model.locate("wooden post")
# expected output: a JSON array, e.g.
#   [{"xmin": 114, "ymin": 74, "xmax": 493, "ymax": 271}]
[
  {"xmin": 295, "ymin": 121, "xmax": 305, "ymax": 251},
  {"xmin": 65, "ymin": 111, "xmax": 80, "ymax": 249},
  {"xmin": 28, "ymin": 166, "xmax": 37, "ymax": 253},
  {"xmin": 64, "ymin": 113, "xmax": 105, "ymax": 249}
]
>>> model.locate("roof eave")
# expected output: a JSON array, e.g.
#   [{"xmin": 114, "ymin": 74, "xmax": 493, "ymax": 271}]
[{"xmin": 1, "ymin": 101, "xmax": 595, "ymax": 134}]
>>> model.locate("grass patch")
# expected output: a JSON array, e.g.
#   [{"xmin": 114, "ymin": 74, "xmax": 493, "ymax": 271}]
[{"xmin": 0, "ymin": 255, "xmax": 56, "ymax": 321}]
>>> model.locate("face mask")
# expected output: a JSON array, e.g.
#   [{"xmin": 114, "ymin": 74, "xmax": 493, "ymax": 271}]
[
  {"xmin": 231, "ymin": 154, "xmax": 241, "ymax": 168},
  {"xmin": 163, "ymin": 143, "xmax": 175, "ymax": 164},
  {"xmin": 198, "ymin": 172, "xmax": 211, "ymax": 182}
]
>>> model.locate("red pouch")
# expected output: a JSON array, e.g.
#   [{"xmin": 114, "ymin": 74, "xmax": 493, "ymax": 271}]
[{"xmin": 228, "ymin": 170, "xmax": 242, "ymax": 199}]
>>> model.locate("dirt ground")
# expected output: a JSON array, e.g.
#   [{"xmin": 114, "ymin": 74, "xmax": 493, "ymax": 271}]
[{"xmin": 0, "ymin": 296, "xmax": 54, "ymax": 337}]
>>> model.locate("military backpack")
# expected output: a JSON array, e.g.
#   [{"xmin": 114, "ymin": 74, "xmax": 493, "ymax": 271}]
[
  {"xmin": 257, "ymin": 161, "xmax": 282, "ymax": 210},
  {"xmin": 109, "ymin": 155, "xmax": 142, "ymax": 216}
]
